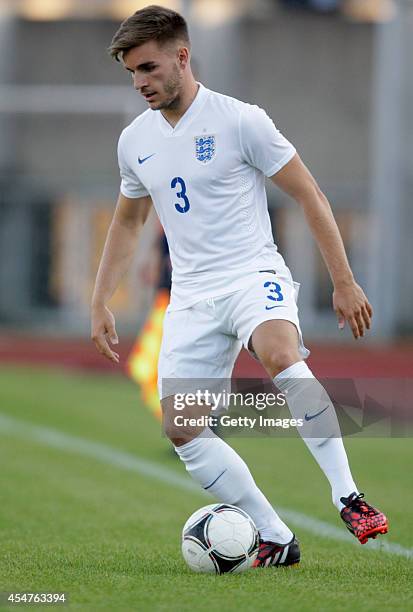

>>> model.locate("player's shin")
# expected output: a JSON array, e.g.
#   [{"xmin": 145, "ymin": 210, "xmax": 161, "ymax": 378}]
[
  {"xmin": 174, "ymin": 429, "xmax": 293, "ymax": 544},
  {"xmin": 274, "ymin": 361, "xmax": 358, "ymax": 510}
]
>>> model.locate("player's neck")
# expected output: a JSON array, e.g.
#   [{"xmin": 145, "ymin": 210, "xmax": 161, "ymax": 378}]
[{"xmin": 161, "ymin": 78, "xmax": 199, "ymax": 128}]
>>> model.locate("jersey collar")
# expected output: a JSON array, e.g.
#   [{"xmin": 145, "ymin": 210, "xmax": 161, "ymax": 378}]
[{"xmin": 156, "ymin": 82, "xmax": 209, "ymax": 137}]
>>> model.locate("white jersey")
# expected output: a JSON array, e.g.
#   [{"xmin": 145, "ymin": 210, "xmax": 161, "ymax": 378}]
[{"xmin": 118, "ymin": 83, "xmax": 296, "ymax": 310}]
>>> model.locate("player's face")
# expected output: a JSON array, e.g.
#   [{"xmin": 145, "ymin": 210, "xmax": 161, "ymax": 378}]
[{"xmin": 123, "ymin": 40, "xmax": 186, "ymax": 111}]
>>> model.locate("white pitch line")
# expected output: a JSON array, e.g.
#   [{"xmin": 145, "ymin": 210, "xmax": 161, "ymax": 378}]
[{"xmin": 0, "ymin": 413, "xmax": 411, "ymax": 560}]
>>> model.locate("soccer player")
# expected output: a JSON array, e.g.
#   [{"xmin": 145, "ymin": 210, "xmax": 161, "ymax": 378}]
[{"xmin": 91, "ymin": 5, "xmax": 388, "ymax": 567}]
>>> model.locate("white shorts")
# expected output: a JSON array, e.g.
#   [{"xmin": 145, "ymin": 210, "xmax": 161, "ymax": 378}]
[{"xmin": 158, "ymin": 270, "xmax": 310, "ymax": 399}]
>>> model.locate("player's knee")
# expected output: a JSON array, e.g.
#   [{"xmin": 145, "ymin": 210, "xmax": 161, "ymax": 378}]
[
  {"xmin": 263, "ymin": 349, "xmax": 301, "ymax": 377},
  {"xmin": 167, "ymin": 432, "xmax": 188, "ymax": 447},
  {"xmin": 162, "ymin": 400, "xmax": 197, "ymax": 446},
  {"xmin": 162, "ymin": 410, "xmax": 181, "ymax": 444},
  {"xmin": 166, "ymin": 428, "xmax": 198, "ymax": 448},
  {"xmin": 163, "ymin": 420, "xmax": 188, "ymax": 446}
]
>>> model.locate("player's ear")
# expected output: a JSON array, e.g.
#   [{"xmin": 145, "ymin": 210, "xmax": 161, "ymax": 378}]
[{"xmin": 177, "ymin": 46, "xmax": 190, "ymax": 69}]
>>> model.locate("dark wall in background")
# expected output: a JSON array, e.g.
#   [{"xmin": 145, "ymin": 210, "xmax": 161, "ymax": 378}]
[{"xmin": 1, "ymin": 13, "xmax": 373, "ymax": 195}]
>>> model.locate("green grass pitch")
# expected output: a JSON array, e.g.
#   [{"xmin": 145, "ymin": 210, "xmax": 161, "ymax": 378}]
[{"xmin": 0, "ymin": 366, "xmax": 412, "ymax": 611}]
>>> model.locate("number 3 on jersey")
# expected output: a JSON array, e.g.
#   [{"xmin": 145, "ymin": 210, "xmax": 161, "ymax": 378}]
[{"xmin": 171, "ymin": 177, "xmax": 190, "ymax": 213}]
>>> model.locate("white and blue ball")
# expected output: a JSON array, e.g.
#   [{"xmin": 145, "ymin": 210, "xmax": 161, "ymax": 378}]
[{"xmin": 182, "ymin": 504, "xmax": 259, "ymax": 574}]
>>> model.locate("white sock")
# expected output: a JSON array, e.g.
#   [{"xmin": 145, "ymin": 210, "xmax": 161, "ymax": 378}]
[
  {"xmin": 175, "ymin": 429, "xmax": 293, "ymax": 544},
  {"xmin": 274, "ymin": 361, "xmax": 358, "ymax": 510}
]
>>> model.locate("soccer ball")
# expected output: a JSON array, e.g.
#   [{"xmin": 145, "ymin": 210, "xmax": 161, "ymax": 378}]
[{"xmin": 182, "ymin": 503, "xmax": 259, "ymax": 574}]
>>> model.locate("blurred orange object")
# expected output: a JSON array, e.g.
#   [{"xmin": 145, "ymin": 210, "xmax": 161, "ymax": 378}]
[
  {"xmin": 126, "ymin": 289, "xmax": 170, "ymax": 421},
  {"xmin": 342, "ymin": 0, "xmax": 396, "ymax": 22}
]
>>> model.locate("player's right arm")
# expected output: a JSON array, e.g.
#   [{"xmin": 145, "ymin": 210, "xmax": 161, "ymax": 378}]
[{"xmin": 91, "ymin": 193, "xmax": 152, "ymax": 363}]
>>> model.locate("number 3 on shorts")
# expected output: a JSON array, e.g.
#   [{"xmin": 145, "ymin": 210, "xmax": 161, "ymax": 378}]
[{"xmin": 264, "ymin": 280, "xmax": 284, "ymax": 310}]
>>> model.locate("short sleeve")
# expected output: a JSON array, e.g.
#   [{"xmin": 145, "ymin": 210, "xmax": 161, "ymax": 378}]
[
  {"xmin": 117, "ymin": 132, "xmax": 149, "ymax": 199},
  {"xmin": 239, "ymin": 104, "xmax": 296, "ymax": 177}
]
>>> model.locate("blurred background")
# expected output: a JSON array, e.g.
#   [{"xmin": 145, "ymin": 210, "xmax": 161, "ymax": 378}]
[{"xmin": 0, "ymin": 0, "xmax": 412, "ymax": 378}]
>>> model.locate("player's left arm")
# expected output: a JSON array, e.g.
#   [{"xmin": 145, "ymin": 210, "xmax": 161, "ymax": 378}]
[{"xmin": 270, "ymin": 153, "xmax": 372, "ymax": 339}]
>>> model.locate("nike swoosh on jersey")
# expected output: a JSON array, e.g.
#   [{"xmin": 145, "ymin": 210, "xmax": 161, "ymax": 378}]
[
  {"xmin": 265, "ymin": 304, "xmax": 286, "ymax": 310},
  {"xmin": 304, "ymin": 405, "xmax": 329, "ymax": 421},
  {"xmin": 138, "ymin": 153, "xmax": 156, "ymax": 165}
]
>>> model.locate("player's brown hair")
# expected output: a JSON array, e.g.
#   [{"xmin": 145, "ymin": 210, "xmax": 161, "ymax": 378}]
[{"xmin": 109, "ymin": 5, "xmax": 190, "ymax": 62}]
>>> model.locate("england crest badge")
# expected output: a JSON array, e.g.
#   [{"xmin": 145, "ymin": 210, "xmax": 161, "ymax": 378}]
[{"xmin": 195, "ymin": 135, "xmax": 216, "ymax": 164}]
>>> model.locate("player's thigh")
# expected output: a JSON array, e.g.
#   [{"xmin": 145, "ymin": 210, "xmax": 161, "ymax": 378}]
[
  {"xmin": 250, "ymin": 319, "xmax": 301, "ymax": 374},
  {"xmin": 158, "ymin": 303, "xmax": 241, "ymax": 415}
]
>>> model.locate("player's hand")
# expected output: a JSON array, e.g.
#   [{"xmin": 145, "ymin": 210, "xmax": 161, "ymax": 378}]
[
  {"xmin": 91, "ymin": 304, "xmax": 120, "ymax": 363},
  {"xmin": 333, "ymin": 281, "xmax": 373, "ymax": 339}
]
